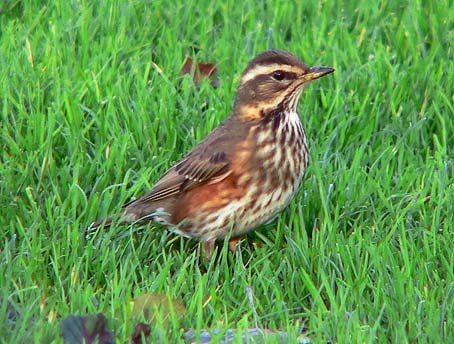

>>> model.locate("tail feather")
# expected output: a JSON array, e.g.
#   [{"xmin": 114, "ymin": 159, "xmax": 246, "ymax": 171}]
[
  {"xmin": 89, "ymin": 216, "xmax": 113, "ymax": 230},
  {"xmin": 84, "ymin": 217, "xmax": 113, "ymax": 240},
  {"xmin": 86, "ymin": 210, "xmax": 140, "ymax": 237},
  {"xmin": 88, "ymin": 208, "xmax": 136, "ymax": 231},
  {"xmin": 86, "ymin": 208, "xmax": 168, "ymax": 239}
]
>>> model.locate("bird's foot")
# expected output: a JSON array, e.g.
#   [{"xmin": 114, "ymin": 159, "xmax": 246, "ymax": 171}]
[{"xmin": 228, "ymin": 236, "xmax": 241, "ymax": 252}]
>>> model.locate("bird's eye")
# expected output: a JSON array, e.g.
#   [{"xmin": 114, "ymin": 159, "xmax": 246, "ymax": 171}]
[{"xmin": 271, "ymin": 70, "xmax": 286, "ymax": 81}]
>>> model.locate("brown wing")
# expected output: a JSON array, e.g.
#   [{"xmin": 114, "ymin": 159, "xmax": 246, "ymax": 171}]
[
  {"xmin": 130, "ymin": 151, "xmax": 230, "ymax": 204},
  {"xmin": 123, "ymin": 116, "xmax": 246, "ymax": 208}
]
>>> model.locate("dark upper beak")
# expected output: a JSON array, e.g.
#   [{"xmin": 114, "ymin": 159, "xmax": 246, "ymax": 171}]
[{"xmin": 301, "ymin": 66, "xmax": 335, "ymax": 81}]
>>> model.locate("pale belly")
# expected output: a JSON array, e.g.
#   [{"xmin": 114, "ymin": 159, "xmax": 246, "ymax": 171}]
[{"xmin": 201, "ymin": 114, "xmax": 308, "ymax": 240}]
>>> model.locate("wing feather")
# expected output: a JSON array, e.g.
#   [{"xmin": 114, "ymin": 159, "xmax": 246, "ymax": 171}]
[
  {"xmin": 122, "ymin": 116, "xmax": 247, "ymax": 208},
  {"xmin": 124, "ymin": 150, "xmax": 230, "ymax": 206}
]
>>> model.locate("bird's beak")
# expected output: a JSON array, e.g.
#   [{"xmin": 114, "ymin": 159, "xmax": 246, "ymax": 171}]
[{"xmin": 300, "ymin": 66, "xmax": 335, "ymax": 82}]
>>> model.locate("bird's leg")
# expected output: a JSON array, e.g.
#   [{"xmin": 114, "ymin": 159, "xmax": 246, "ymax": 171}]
[
  {"xmin": 202, "ymin": 238, "xmax": 240, "ymax": 260},
  {"xmin": 228, "ymin": 236, "xmax": 241, "ymax": 252},
  {"xmin": 202, "ymin": 240, "xmax": 216, "ymax": 260}
]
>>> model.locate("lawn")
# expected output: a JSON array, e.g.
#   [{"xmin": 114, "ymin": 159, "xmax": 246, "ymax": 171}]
[{"xmin": 1, "ymin": 0, "xmax": 453, "ymax": 342}]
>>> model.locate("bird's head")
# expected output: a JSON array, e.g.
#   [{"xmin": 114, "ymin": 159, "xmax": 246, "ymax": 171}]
[{"xmin": 233, "ymin": 50, "xmax": 334, "ymax": 121}]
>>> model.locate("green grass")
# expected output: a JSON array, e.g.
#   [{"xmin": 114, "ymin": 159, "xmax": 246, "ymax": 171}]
[{"xmin": 1, "ymin": 0, "xmax": 453, "ymax": 342}]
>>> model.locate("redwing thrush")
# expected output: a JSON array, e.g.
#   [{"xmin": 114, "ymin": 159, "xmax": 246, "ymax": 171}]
[{"xmin": 90, "ymin": 50, "xmax": 334, "ymax": 258}]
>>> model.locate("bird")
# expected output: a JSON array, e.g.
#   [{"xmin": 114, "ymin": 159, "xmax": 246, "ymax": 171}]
[{"xmin": 89, "ymin": 50, "xmax": 334, "ymax": 259}]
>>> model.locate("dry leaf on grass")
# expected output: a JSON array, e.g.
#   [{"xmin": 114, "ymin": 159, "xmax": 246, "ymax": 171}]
[
  {"xmin": 132, "ymin": 292, "xmax": 187, "ymax": 324},
  {"xmin": 180, "ymin": 57, "xmax": 219, "ymax": 87},
  {"xmin": 129, "ymin": 322, "xmax": 151, "ymax": 344}
]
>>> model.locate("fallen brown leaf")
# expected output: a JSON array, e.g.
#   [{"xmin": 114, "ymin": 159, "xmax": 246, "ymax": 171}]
[
  {"xmin": 129, "ymin": 322, "xmax": 151, "ymax": 344},
  {"xmin": 132, "ymin": 292, "xmax": 187, "ymax": 324},
  {"xmin": 180, "ymin": 57, "xmax": 219, "ymax": 87}
]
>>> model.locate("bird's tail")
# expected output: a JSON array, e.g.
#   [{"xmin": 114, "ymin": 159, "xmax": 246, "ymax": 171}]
[
  {"xmin": 88, "ymin": 207, "xmax": 136, "ymax": 231},
  {"xmin": 85, "ymin": 208, "xmax": 170, "ymax": 239},
  {"xmin": 85, "ymin": 210, "xmax": 141, "ymax": 238},
  {"xmin": 84, "ymin": 216, "xmax": 114, "ymax": 240},
  {"xmin": 89, "ymin": 216, "xmax": 114, "ymax": 230}
]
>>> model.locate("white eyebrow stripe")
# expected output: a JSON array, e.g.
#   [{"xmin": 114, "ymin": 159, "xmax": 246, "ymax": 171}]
[{"xmin": 240, "ymin": 64, "xmax": 303, "ymax": 85}]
